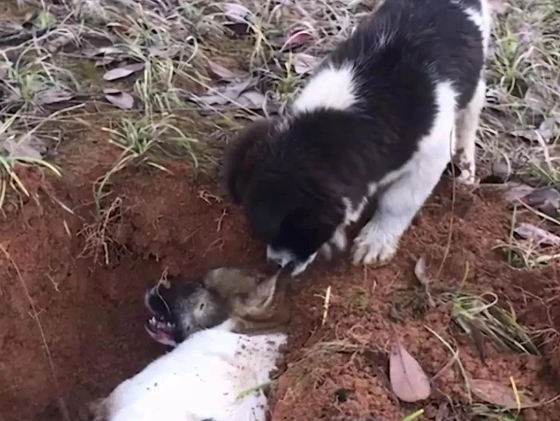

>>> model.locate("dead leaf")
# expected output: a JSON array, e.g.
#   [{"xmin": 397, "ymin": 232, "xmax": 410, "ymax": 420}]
[
  {"xmin": 505, "ymin": 184, "xmax": 560, "ymax": 217},
  {"xmin": 414, "ymin": 257, "xmax": 431, "ymax": 287},
  {"xmin": 236, "ymin": 90, "xmax": 266, "ymax": 110},
  {"xmin": 85, "ymin": 46, "xmax": 122, "ymax": 58},
  {"xmin": 389, "ymin": 340, "xmax": 431, "ymax": 402},
  {"xmin": 505, "ymin": 184, "xmax": 535, "ymax": 202},
  {"xmin": 147, "ymin": 45, "xmax": 181, "ymax": 59},
  {"xmin": 414, "ymin": 257, "xmax": 435, "ymax": 308},
  {"xmin": 34, "ymin": 87, "xmax": 74, "ymax": 105},
  {"xmin": 523, "ymin": 187, "xmax": 560, "ymax": 210},
  {"xmin": 515, "ymin": 223, "xmax": 560, "ymax": 246},
  {"xmin": 510, "ymin": 117, "xmax": 556, "ymax": 143},
  {"xmin": 282, "ymin": 29, "xmax": 312, "ymax": 50},
  {"xmin": 86, "ymin": 46, "xmax": 126, "ymax": 67},
  {"xmin": 207, "ymin": 60, "xmax": 239, "ymax": 80},
  {"xmin": 1, "ymin": 134, "xmax": 47, "ymax": 160},
  {"xmin": 104, "ymin": 88, "xmax": 134, "ymax": 109},
  {"xmin": 191, "ymin": 79, "xmax": 254, "ymax": 108},
  {"xmin": 103, "ymin": 63, "xmax": 145, "ymax": 81},
  {"xmin": 222, "ymin": 3, "xmax": 250, "ymax": 22},
  {"xmin": 292, "ymin": 53, "xmax": 318, "ymax": 75},
  {"xmin": 469, "ymin": 378, "xmax": 539, "ymax": 409}
]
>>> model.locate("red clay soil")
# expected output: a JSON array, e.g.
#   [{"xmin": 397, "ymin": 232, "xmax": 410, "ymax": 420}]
[{"xmin": 0, "ymin": 137, "xmax": 559, "ymax": 421}]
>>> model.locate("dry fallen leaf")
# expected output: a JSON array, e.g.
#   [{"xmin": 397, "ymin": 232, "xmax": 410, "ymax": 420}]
[
  {"xmin": 505, "ymin": 184, "xmax": 560, "ymax": 217},
  {"xmin": 389, "ymin": 339, "xmax": 431, "ymax": 402},
  {"xmin": 34, "ymin": 87, "xmax": 74, "ymax": 105},
  {"xmin": 414, "ymin": 257, "xmax": 431, "ymax": 287},
  {"xmin": 147, "ymin": 45, "xmax": 181, "ymax": 59},
  {"xmin": 282, "ymin": 29, "xmax": 312, "ymax": 50},
  {"xmin": 207, "ymin": 60, "xmax": 240, "ymax": 80},
  {"xmin": 104, "ymin": 88, "xmax": 134, "ymax": 110},
  {"xmin": 236, "ymin": 90, "xmax": 266, "ymax": 110},
  {"xmin": 85, "ymin": 46, "xmax": 122, "ymax": 58},
  {"xmin": 1, "ymin": 134, "xmax": 47, "ymax": 159},
  {"xmin": 222, "ymin": 3, "xmax": 250, "ymax": 22},
  {"xmin": 515, "ymin": 222, "xmax": 560, "ymax": 246},
  {"xmin": 414, "ymin": 257, "xmax": 436, "ymax": 308},
  {"xmin": 505, "ymin": 184, "xmax": 535, "ymax": 202},
  {"xmin": 103, "ymin": 63, "xmax": 145, "ymax": 81},
  {"xmin": 292, "ymin": 53, "xmax": 318, "ymax": 75},
  {"xmin": 191, "ymin": 79, "xmax": 254, "ymax": 108},
  {"xmin": 510, "ymin": 117, "xmax": 556, "ymax": 143},
  {"xmin": 469, "ymin": 378, "xmax": 539, "ymax": 409}
]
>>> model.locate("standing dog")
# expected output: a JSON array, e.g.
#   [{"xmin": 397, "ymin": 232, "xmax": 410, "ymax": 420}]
[{"xmin": 224, "ymin": 0, "xmax": 491, "ymax": 275}]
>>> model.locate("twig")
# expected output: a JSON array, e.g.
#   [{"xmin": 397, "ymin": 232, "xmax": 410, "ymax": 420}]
[{"xmin": 322, "ymin": 286, "xmax": 331, "ymax": 326}]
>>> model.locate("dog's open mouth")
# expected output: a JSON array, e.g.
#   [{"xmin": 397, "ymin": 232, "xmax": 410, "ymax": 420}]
[{"xmin": 145, "ymin": 315, "xmax": 177, "ymax": 347}]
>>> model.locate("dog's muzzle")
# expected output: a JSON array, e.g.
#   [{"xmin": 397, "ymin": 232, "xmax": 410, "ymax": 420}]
[{"xmin": 267, "ymin": 246, "xmax": 316, "ymax": 276}]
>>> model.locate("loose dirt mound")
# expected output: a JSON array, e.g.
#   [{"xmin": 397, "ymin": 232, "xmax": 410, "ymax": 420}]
[
  {"xmin": 1, "ymin": 144, "xmax": 559, "ymax": 421},
  {"xmin": 272, "ymin": 183, "xmax": 560, "ymax": 420}
]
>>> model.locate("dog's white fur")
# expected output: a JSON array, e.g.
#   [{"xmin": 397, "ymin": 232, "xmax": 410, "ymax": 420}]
[
  {"xmin": 266, "ymin": 0, "xmax": 492, "ymax": 268},
  {"xmin": 98, "ymin": 320, "xmax": 285, "ymax": 421}
]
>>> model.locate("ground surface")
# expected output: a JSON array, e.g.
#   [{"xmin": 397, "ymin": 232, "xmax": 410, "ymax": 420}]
[{"xmin": 0, "ymin": 0, "xmax": 559, "ymax": 421}]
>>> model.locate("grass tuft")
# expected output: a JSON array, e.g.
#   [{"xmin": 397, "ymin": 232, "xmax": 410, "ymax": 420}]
[{"xmin": 443, "ymin": 292, "xmax": 540, "ymax": 356}]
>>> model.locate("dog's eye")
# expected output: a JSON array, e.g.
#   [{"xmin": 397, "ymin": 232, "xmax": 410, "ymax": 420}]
[{"xmin": 199, "ymin": 303, "xmax": 205, "ymax": 310}]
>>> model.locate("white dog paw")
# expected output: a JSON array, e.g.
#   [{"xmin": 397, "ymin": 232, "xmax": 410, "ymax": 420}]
[
  {"xmin": 456, "ymin": 169, "xmax": 478, "ymax": 185},
  {"xmin": 319, "ymin": 243, "xmax": 333, "ymax": 261},
  {"xmin": 352, "ymin": 226, "xmax": 398, "ymax": 266},
  {"xmin": 320, "ymin": 228, "xmax": 348, "ymax": 261}
]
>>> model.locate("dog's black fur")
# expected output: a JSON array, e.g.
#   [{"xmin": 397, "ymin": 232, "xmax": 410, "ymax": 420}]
[{"xmin": 223, "ymin": 0, "xmax": 487, "ymax": 269}]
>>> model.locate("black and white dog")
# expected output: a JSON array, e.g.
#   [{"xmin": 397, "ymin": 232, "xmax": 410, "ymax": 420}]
[{"xmin": 224, "ymin": 0, "xmax": 491, "ymax": 275}]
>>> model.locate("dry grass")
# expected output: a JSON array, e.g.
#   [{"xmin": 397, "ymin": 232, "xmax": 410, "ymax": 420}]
[
  {"xmin": 78, "ymin": 196, "xmax": 126, "ymax": 265},
  {"xmin": 480, "ymin": 0, "xmax": 560, "ymax": 183},
  {"xmin": 2, "ymin": 0, "xmax": 556, "ymax": 209},
  {"xmin": 442, "ymin": 291, "xmax": 541, "ymax": 355}
]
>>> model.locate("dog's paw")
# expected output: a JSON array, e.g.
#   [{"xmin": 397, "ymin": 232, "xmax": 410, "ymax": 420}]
[
  {"xmin": 319, "ymin": 243, "xmax": 333, "ymax": 261},
  {"xmin": 352, "ymin": 223, "xmax": 398, "ymax": 266},
  {"xmin": 456, "ymin": 169, "xmax": 478, "ymax": 186},
  {"xmin": 320, "ymin": 228, "xmax": 348, "ymax": 261}
]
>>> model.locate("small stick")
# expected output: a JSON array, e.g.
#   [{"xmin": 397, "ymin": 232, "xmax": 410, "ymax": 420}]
[{"xmin": 322, "ymin": 286, "xmax": 331, "ymax": 326}]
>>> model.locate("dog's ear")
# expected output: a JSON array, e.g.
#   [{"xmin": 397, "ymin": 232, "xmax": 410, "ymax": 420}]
[{"xmin": 222, "ymin": 118, "xmax": 273, "ymax": 204}]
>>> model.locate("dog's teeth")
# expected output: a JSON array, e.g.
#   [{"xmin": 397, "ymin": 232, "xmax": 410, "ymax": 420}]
[{"xmin": 166, "ymin": 322, "xmax": 172, "ymax": 327}]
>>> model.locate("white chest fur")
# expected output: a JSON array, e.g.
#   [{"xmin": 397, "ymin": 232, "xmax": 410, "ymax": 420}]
[{"xmin": 103, "ymin": 327, "xmax": 286, "ymax": 421}]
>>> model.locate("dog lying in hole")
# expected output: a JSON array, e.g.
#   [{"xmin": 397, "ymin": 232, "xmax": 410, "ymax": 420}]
[
  {"xmin": 90, "ymin": 265, "xmax": 293, "ymax": 421},
  {"xmin": 223, "ymin": 0, "xmax": 492, "ymax": 275}
]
